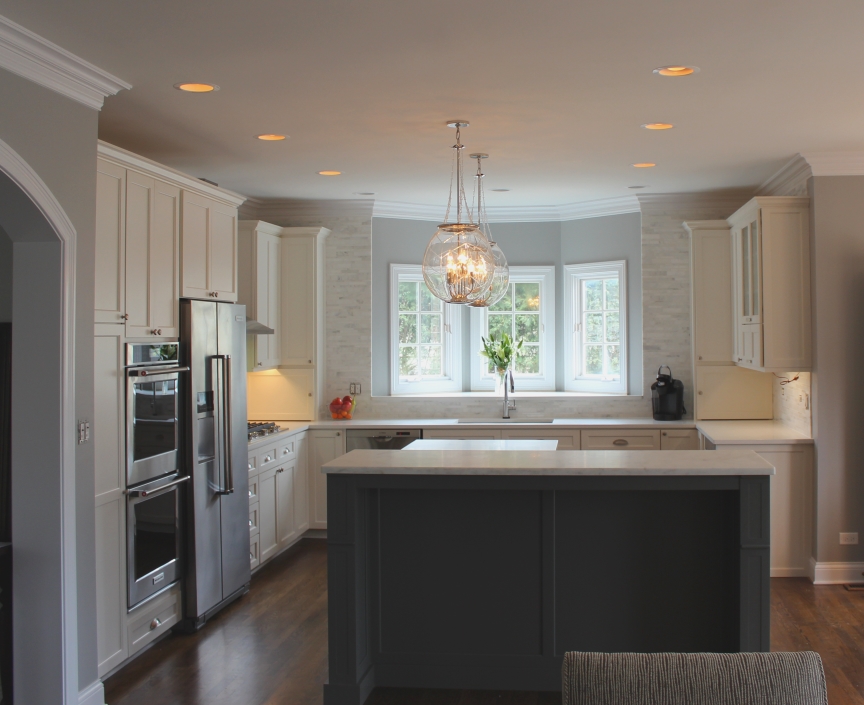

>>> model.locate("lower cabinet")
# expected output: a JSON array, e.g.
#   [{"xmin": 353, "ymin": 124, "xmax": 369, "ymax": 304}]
[
  {"xmin": 580, "ymin": 429, "xmax": 661, "ymax": 450},
  {"xmin": 126, "ymin": 583, "xmax": 181, "ymax": 657},
  {"xmin": 309, "ymin": 429, "xmax": 346, "ymax": 530},
  {"xmin": 248, "ymin": 431, "xmax": 312, "ymax": 571},
  {"xmin": 659, "ymin": 429, "xmax": 700, "ymax": 450},
  {"xmin": 500, "ymin": 429, "xmax": 580, "ymax": 450}
]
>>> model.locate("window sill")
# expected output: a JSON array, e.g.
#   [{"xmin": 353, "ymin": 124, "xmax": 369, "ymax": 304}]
[{"xmin": 377, "ymin": 391, "xmax": 644, "ymax": 399}]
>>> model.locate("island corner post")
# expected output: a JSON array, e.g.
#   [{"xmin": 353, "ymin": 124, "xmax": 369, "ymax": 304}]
[{"xmin": 322, "ymin": 457, "xmax": 771, "ymax": 705}]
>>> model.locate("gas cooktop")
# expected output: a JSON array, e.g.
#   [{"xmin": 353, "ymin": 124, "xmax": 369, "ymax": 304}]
[{"xmin": 247, "ymin": 421, "xmax": 281, "ymax": 441}]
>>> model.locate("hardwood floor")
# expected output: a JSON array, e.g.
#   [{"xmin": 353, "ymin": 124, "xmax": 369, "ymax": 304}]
[{"xmin": 105, "ymin": 540, "xmax": 864, "ymax": 705}]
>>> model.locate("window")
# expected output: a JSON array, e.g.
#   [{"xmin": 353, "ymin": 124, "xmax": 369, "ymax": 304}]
[
  {"xmin": 564, "ymin": 261, "xmax": 627, "ymax": 393},
  {"xmin": 470, "ymin": 266, "xmax": 555, "ymax": 390},
  {"xmin": 390, "ymin": 264, "xmax": 462, "ymax": 394}
]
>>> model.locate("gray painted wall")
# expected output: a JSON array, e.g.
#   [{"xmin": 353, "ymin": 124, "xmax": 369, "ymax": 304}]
[
  {"xmin": 0, "ymin": 66, "xmax": 99, "ymax": 696},
  {"xmin": 810, "ymin": 175, "xmax": 864, "ymax": 564},
  {"xmin": 371, "ymin": 215, "xmax": 642, "ymax": 395},
  {"xmin": 0, "ymin": 227, "xmax": 11, "ymax": 322}
]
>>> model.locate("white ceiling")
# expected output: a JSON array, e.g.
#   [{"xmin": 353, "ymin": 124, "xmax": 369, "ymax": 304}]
[{"xmin": 3, "ymin": 0, "xmax": 864, "ymax": 209}]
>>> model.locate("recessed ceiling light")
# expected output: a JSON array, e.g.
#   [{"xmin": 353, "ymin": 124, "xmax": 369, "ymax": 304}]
[
  {"xmin": 631, "ymin": 163, "xmax": 656, "ymax": 168},
  {"xmin": 256, "ymin": 134, "xmax": 286, "ymax": 141},
  {"xmin": 174, "ymin": 82, "xmax": 219, "ymax": 92},
  {"xmin": 642, "ymin": 123, "xmax": 674, "ymax": 130},
  {"xmin": 653, "ymin": 65, "xmax": 699, "ymax": 77},
  {"xmin": 628, "ymin": 185, "xmax": 648, "ymax": 189},
  {"xmin": 355, "ymin": 192, "xmax": 376, "ymax": 196},
  {"xmin": 491, "ymin": 188, "xmax": 510, "ymax": 192},
  {"xmin": 318, "ymin": 170, "xmax": 342, "ymax": 176}
]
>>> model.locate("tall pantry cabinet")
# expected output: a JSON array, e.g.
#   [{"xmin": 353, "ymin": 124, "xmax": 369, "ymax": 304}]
[{"xmin": 93, "ymin": 141, "xmax": 244, "ymax": 678}]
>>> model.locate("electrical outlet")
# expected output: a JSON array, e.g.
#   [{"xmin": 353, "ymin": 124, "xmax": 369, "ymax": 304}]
[
  {"xmin": 349, "ymin": 382, "xmax": 362, "ymax": 395},
  {"xmin": 840, "ymin": 532, "xmax": 859, "ymax": 545},
  {"xmin": 77, "ymin": 420, "xmax": 90, "ymax": 445}
]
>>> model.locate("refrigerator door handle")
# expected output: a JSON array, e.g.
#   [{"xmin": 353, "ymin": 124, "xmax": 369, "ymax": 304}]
[
  {"xmin": 214, "ymin": 354, "xmax": 234, "ymax": 495},
  {"xmin": 211, "ymin": 355, "xmax": 224, "ymax": 493}
]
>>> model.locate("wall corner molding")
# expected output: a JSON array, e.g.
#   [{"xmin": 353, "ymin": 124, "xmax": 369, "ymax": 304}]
[
  {"xmin": 800, "ymin": 151, "xmax": 864, "ymax": 177},
  {"xmin": 78, "ymin": 680, "xmax": 106, "ymax": 705},
  {"xmin": 0, "ymin": 13, "xmax": 130, "ymax": 110},
  {"xmin": 758, "ymin": 155, "xmax": 812, "ymax": 196}
]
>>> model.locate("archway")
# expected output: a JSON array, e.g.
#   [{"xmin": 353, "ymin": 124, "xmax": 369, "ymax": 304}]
[{"xmin": 0, "ymin": 137, "xmax": 79, "ymax": 703}]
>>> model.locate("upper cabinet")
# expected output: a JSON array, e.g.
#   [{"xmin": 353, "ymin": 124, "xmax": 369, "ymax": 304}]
[
  {"xmin": 181, "ymin": 192, "xmax": 239, "ymax": 302},
  {"xmin": 728, "ymin": 197, "xmax": 811, "ymax": 372},
  {"xmin": 281, "ymin": 227, "xmax": 329, "ymax": 367},
  {"xmin": 95, "ymin": 141, "xmax": 245, "ymax": 339},
  {"xmin": 238, "ymin": 220, "xmax": 283, "ymax": 370},
  {"xmin": 688, "ymin": 221, "xmax": 734, "ymax": 364}
]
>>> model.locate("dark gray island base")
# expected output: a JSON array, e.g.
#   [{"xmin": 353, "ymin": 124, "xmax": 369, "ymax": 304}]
[{"xmin": 322, "ymin": 450, "xmax": 773, "ymax": 705}]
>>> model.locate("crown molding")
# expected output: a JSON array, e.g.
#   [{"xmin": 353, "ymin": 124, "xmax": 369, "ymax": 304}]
[
  {"xmin": 373, "ymin": 195, "xmax": 640, "ymax": 223},
  {"xmin": 98, "ymin": 140, "xmax": 246, "ymax": 206},
  {"xmin": 758, "ymin": 155, "xmax": 812, "ymax": 196},
  {"xmin": 0, "ymin": 14, "xmax": 130, "ymax": 110},
  {"xmin": 637, "ymin": 190, "xmax": 753, "ymax": 215},
  {"xmin": 243, "ymin": 197, "xmax": 374, "ymax": 225},
  {"xmin": 800, "ymin": 151, "xmax": 864, "ymax": 176}
]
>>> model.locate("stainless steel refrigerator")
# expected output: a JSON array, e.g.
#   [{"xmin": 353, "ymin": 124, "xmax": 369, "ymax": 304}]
[{"xmin": 179, "ymin": 299, "xmax": 250, "ymax": 630}]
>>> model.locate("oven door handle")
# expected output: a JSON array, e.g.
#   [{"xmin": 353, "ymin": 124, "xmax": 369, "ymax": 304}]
[
  {"xmin": 127, "ymin": 366, "xmax": 189, "ymax": 378},
  {"xmin": 127, "ymin": 475, "xmax": 189, "ymax": 497}
]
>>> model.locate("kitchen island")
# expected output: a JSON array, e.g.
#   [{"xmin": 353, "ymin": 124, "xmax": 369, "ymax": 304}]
[{"xmin": 322, "ymin": 449, "xmax": 775, "ymax": 705}]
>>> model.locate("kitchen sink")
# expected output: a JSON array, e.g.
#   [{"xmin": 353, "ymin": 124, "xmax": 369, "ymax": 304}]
[{"xmin": 457, "ymin": 418, "xmax": 555, "ymax": 423}]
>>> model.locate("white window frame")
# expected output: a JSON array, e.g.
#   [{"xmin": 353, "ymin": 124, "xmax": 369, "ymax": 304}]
[
  {"xmin": 390, "ymin": 264, "xmax": 462, "ymax": 394},
  {"xmin": 564, "ymin": 260, "xmax": 627, "ymax": 394},
  {"xmin": 470, "ymin": 266, "xmax": 556, "ymax": 391}
]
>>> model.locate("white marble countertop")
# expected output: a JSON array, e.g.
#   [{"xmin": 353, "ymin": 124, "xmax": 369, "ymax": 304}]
[
  {"xmin": 697, "ymin": 420, "xmax": 813, "ymax": 445},
  {"xmin": 322, "ymin": 449, "xmax": 775, "ymax": 476},
  {"xmin": 404, "ymin": 439, "xmax": 559, "ymax": 451}
]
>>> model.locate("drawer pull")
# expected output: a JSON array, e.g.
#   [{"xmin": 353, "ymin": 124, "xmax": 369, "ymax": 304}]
[
  {"xmin": 264, "ymin": 455, "xmax": 272, "ymax": 462},
  {"xmin": 150, "ymin": 618, "xmax": 162, "ymax": 631},
  {"xmin": 248, "ymin": 463, "xmax": 252, "ymax": 470},
  {"xmin": 612, "ymin": 439, "xmax": 629, "ymax": 446},
  {"xmin": 249, "ymin": 519, "xmax": 253, "ymax": 527}
]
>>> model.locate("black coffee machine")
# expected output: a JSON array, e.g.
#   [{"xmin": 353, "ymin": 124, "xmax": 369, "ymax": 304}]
[{"xmin": 651, "ymin": 365, "xmax": 685, "ymax": 421}]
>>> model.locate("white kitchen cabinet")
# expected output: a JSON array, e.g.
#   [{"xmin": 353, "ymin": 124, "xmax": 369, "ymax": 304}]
[
  {"xmin": 294, "ymin": 432, "xmax": 310, "ymax": 533},
  {"xmin": 309, "ymin": 430, "xmax": 346, "ymax": 530},
  {"xmin": 126, "ymin": 583, "xmax": 181, "ymax": 657},
  {"xmin": 276, "ymin": 461, "xmax": 297, "ymax": 547},
  {"xmin": 257, "ymin": 466, "xmax": 279, "ymax": 563},
  {"xmin": 280, "ymin": 228, "xmax": 329, "ymax": 367},
  {"xmin": 728, "ymin": 197, "xmax": 811, "ymax": 372},
  {"xmin": 124, "ymin": 170, "xmax": 180, "ymax": 339},
  {"xmin": 95, "ymin": 159, "xmax": 126, "ymax": 325},
  {"xmin": 94, "ymin": 324, "xmax": 127, "ymax": 676},
  {"xmin": 499, "ymin": 429, "xmax": 580, "ymax": 449},
  {"xmin": 181, "ymin": 191, "xmax": 239, "ymax": 302},
  {"xmin": 423, "ymin": 429, "xmax": 504, "ymax": 440},
  {"xmin": 581, "ymin": 429, "xmax": 660, "ymax": 450},
  {"xmin": 238, "ymin": 220, "xmax": 282, "ymax": 370},
  {"xmin": 659, "ymin": 429, "xmax": 700, "ymax": 450}
]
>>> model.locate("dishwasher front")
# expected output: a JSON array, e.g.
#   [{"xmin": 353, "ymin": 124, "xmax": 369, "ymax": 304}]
[{"xmin": 345, "ymin": 428, "xmax": 422, "ymax": 451}]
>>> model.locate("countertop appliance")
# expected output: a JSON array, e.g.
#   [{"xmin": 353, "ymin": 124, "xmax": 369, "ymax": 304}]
[
  {"xmin": 179, "ymin": 299, "xmax": 250, "ymax": 630},
  {"xmin": 346, "ymin": 428, "xmax": 422, "ymax": 451},
  {"xmin": 124, "ymin": 342, "xmax": 188, "ymax": 608}
]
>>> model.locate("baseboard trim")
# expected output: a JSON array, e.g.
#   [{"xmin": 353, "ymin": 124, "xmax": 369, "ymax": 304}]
[
  {"xmin": 78, "ymin": 680, "xmax": 105, "ymax": 705},
  {"xmin": 810, "ymin": 557, "xmax": 864, "ymax": 584}
]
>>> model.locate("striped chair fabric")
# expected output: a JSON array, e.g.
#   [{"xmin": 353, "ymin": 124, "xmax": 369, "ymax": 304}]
[{"xmin": 562, "ymin": 651, "xmax": 828, "ymax": 705}]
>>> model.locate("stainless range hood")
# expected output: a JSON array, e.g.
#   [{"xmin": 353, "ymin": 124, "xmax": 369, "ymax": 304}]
[{"xmin": 245, "ymin": 317, "xmax": 275, "ymax": 335}]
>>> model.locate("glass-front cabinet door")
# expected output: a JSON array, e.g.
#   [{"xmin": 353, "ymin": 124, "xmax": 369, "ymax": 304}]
[{"xmin": 738, "ymin": 216, "xmax": 762, "ymax": 325}]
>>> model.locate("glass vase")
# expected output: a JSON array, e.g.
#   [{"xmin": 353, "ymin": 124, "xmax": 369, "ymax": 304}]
[{"xmin": 494, "ymin": 367, "xmax": 509, "ymax": 396}]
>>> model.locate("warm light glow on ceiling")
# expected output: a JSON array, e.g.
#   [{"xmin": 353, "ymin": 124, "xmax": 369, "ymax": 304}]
[
  {"xmin": 318, "ymin": 170, "xmax": 342, "ymax": 176},
  {"xmin": 631, "ymin": 163, "xmax": 656, "ymax": 168},
  {"xmin": 653, "ymin": 66, "xmax": 698, "ymax": 77},
  {"xmin": 642, "ymin": 123, "xmax": 674, "ymax": 130},
  {"xmin": 256, "ymin": 134, "xmax": 286, "ymax": 141},
  {"xmin": 174, "ymin": 82, "xmax": 219, "ymax": 92}
]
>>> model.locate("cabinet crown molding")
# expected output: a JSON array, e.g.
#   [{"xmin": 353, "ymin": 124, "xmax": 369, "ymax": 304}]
[
  {"xmin": 758, "ymin": 155, "xmax": 812, "ymax": 196},
  {"xmin": 97, "ymin": 140, "xmax": 247, "ymax": 207},
  {"xmin": 0, "ymin": 13, "xmax": 130, "ymax": 110},
  {"xmin": 683, "ymin": 220, "xmax": 731, "ymax": 234}
]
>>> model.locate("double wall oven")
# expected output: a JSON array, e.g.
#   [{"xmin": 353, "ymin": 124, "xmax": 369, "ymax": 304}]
[{"xmin": 125, "ymin": 343, "xmax": 188, "ymax": 608}]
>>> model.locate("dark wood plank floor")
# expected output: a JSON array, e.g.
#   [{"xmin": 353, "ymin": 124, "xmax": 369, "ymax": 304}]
[{"xmin": 105, "ymin": 539, "xmax": 864, "ymax": 705}]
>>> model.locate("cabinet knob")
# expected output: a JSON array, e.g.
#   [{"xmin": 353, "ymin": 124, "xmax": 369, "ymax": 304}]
[
  {"xmin": 265, "ymin": 455, "xmax": 271, "ymax": 462},
  {"xmin": 336, "ymin": 432, "xmax": 341, "ymax": 436},
  {"xmin": 250, "ymin": 552, "xmax": 254, "ymax": 560},
  {"xmin": 121, "ymin": 313, "xmax": 129, "ymax": 320},
  {"xmin": 698, "ymin": 391, "xmax": 703, "ymax": 395},
  {"xmin": 248, "ymin": 490, "xmax": 252, "ymax": 497},
  {"xmin": 612, "ymin": 439, "xmax": 628, "ymax": 446},
  {"xmin": 249, "ymin": 519, "xmax": 253, "ymax": 526},
  {"xmin": 150, "ymin": 618, "xmax": 161, "ymax": 631},
  {"xmin": 247, "ymin": 463, "xmax": 252, "ymax": 470},
  {"xmin": 151, "ymin": 329, "xmax": 162, "ymax": 335},
  {"xmin": 308, "ymin": 360, "xmax": 312, "ymax": 364},
  {"xmin": 662, "ymin": 432, "xmax": 667, "ymax": 436},
  {"xmin": 737, "ymin": 357, "xmax": 743, "ymax": 362},
  {"xmin": 308, "ymin": 392, "xmax": 312, "ymax": 397},
  {"xmin": 698, "ymin": 356, "xmax": 702, "ymax": 360},
  {"xmin": 257, "ymin": 362, "xmax": 263, "ymax": 367}
]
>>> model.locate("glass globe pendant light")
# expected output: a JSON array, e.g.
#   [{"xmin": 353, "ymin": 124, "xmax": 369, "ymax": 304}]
[
  {"xmin": 422, "ymin": 121, "xmax": 495, "ymax": 305},
  {"xmin": 468, "ymin": 153, "xmax": 510, "ymax": 308}
]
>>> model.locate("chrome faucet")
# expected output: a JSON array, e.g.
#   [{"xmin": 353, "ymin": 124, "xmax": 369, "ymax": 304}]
[{"xmin": 503, "ymin": 369, "xmax": 516, "ymax": 419}]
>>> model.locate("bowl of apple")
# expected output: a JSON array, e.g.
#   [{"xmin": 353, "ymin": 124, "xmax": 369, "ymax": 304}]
[{"xmin": 329, "ymin": 395, "xmax": 356, "ymax": 420}]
